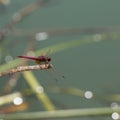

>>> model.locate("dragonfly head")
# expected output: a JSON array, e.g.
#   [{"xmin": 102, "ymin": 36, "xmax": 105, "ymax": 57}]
[{"xmin": 47, "ymin": 57, "xmax": 51, "ymax": 62}]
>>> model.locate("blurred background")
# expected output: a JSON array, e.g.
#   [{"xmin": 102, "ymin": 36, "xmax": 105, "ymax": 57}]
[{"xmin": 0, "ymin": 0, "xmax": 120, "ymax": 120}]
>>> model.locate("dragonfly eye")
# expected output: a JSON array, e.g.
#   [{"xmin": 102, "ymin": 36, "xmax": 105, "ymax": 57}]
[{"xmin": 47, "ymin": 57, "xmax": 51, "ymax": 62}]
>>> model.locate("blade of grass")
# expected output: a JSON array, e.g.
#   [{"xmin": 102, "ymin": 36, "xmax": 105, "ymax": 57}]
[
  {"xmin": 23, "ymin": 71, "xmax": 55, "ymax": 111},
  {"xmin": 0, "ymin": 32, "xmax": 119, "ymax": 73},
  {"xmin": 47, "ymin": 86, "xmax": 85, "ymax": 97},
  {"xmin": 0, "ymin": 107, "xmax": 120, "ymax": 119},
  {"xmin": 0, "ymin": 36, "xmax": 97, "ymax": 72}
]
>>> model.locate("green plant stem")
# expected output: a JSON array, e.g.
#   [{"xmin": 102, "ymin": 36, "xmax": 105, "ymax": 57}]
[
  {"xmin": 23, "ymin": 71, "xmax": 56, "ymax": 111},
  {"xmin": 0, "ymin": 107, "xmax": 120, "ymax": 119},
  {"xmin": 0, "ymin": 32, "xmax": 120, "ymax": 73}
]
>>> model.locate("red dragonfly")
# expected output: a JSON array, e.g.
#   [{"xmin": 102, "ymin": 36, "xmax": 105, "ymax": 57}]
[
  {"xmin": 18, "ymin": 55, "xmax": 64, "ymax": 80},
  {"xmin": 18, "ymin": 55, "xmax": 51, "ymax": 64}
]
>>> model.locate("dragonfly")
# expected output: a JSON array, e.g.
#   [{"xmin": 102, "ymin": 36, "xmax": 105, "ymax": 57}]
[
  {"xmin": 18, "ymin": 55, "xmax": 51, "ymax": 64},
  {"xmin": 18, "ymin": 55, "xmax": 64, "ymax": 81}
]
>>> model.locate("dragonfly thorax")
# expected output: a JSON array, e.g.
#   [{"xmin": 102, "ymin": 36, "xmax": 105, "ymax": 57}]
[{"xmin": 38, "ymin": 56, "xmax": 51, "ymax": 62}]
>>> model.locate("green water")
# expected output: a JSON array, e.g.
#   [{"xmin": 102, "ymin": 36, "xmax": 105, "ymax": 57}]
[{"xmin": 0, "ymin": 0, "xmax": 120, "ymax": 119}]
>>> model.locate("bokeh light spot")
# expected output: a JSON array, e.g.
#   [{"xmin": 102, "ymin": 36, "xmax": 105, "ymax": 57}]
[
  {"xmin": 35, "ymin": 32, "xmax": 48, "ymax": 41},
  {"xmin": 13, "ymin": 97, "xmax": 23, "ymax": 105},
  {"xmin": 112, "ymin": 112, "xmax": 120, "ymax": 120},
  {"xmin": 84, "ymin": 91, "xmax": 93, "ymax": 99}
]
